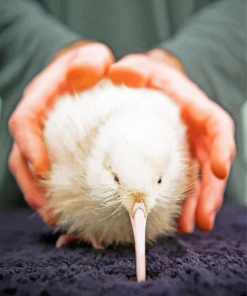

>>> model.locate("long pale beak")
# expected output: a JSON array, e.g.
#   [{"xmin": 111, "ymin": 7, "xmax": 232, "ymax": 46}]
[{"xmin": 129, "ymin": 202, "xmax": 147, "ymax": 282}]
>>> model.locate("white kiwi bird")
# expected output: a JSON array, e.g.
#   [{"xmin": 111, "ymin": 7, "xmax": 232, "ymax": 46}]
[{"xmin": 42, "ymin": 79, "xmax": 195, "ymax": 282}]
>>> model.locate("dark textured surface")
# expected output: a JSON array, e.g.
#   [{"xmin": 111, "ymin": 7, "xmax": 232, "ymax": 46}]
[{"xmin": 0, "ymin": 204, "xmax": 246, "ymax": 296}]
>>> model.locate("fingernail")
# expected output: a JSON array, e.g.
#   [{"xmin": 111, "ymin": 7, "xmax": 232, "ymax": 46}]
[
  {"xmin": 186, "ymin": 224, "xmax": 195, "ymax": 233},
  {"xmin": 56, "ymin": 236, "xmax": 64, "ymax": 249},
  {"xmin": 177, "ymin": 223, "xmax": 194, "ymax": 234},
  {"xmin": 208, "ymin": 214, "xmax": 215, "ymax": 230},
  {"xmin": 224, "ymin": 163, "xmax": 230, "ymax": 179}
]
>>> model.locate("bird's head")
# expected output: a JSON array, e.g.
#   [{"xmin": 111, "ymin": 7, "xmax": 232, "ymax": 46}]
[{"xmin": 85, "ymin": 107, "xmax": 187, "ymax": 281}]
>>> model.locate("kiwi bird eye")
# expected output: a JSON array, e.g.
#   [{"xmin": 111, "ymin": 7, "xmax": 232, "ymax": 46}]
[
  {"xmin": 157, "ymin": 177, "xmax": 162, "ymax": 184},
  {"xmin": 114, "ymin": 174, "xmax": 120, "ymax": 184}
]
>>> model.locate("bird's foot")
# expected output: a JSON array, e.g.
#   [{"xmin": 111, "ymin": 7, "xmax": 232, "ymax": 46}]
[
  {"xmin": 56, "ymin": 233, "xmax": 104, "ymax": 250},
  {"xmin": 90, "ymin": 233, "xmax": 104, "ymax": 250},
  {"xmin": 55, "ymin": 233, "xmax": 83, "ymax": 248}
]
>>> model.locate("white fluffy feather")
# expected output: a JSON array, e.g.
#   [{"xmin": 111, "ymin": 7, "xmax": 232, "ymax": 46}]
[{"xmin": 43, "ymin": 79, "xmax": 194, "ymax": 246}]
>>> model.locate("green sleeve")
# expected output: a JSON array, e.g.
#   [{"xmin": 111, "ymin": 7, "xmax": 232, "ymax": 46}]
[
  {"xmin": 0, "ymin": 0, "xmax": 82, "ymax": 208},
  {"xmin": 0, "ymin": 0, "xmax": 81, "ymax": 95},
  {"xmin": 159, "ymin": 0, "xmax": 246, "ymax": 204}
]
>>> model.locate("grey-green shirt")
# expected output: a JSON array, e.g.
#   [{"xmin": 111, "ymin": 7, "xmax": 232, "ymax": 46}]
[{"xmin": 0, "ymin": 0, "xmax": 246, "ymax": 208}]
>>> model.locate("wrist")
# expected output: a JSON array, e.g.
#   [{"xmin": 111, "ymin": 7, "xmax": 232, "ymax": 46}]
[
  {"xmin": 52, "ymin": 40, "xmax": 113, "ymax": 63},
  {"xmin": 52, "ymin": 40, "xmax": 93, "ymax": 61},
  {"xmin": 146, "ymin": 48, "xmax": 186, "ymax": 74}
]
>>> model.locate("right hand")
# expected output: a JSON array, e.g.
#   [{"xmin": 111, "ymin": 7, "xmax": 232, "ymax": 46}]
[
  {"xmin": 108, "ymin": 51, "xmax": 236, "ymax": 233},
  {"xmin": 8, "ymin": 41, "xmax": 114, "ymax": 224}
]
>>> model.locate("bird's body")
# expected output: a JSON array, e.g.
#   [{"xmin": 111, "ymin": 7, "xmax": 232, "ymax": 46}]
[{"xmin": 43, "ymin": 80, "xmax": 194, "ymax": 248}]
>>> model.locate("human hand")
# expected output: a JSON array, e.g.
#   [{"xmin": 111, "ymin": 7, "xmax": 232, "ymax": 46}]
[
  {"xmin": 107, "ymin": 49, "xmax": 236, "ymax": 233},
  {"xmin": 8, "ymin": 41, "xmax": 114, "ymax": 224}
]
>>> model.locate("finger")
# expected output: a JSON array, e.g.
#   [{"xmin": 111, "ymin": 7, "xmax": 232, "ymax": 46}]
[
  {"xmin": 9, "ymin": 117, "xmax": 50, "ymax": 176},
  {"xmin": 9, "ymin": 144, "xmax": 56, "ymax": 225},
  {"xmin": 196, "ymin": 160, "xmax": 226, "ymax": 231},
  {"xmin": 178, "ymin": 160, "xmax": 200, "ymax": 233},
  {"xmin": 8, "ymin": 61, "xmax": 71, "ymax": 175},
  {"xmin": 8, "ymin": 144, "xmax": 47, "ymax": 210},
  {"xmin": 178, "ymin": 178, "xmax": 200, "ymax": 233},
  {"xmin": 205, "ymin": 112, "xmax": 236, "ymax": 179},
  {"xmin": 147, "ymin": 61, "xmax": 236, "ymax": 180},
  {"xmin": 9, "ymin": 44, "xmax": 113, "ymax": 176},
  {"xmin": 180, "ymin": 99, "xmax": 236, "ymax": 181},
  {"xmin": 67, "ymin": 43, "xmax": 114, "ymax": 92},
  {"xmin": 108, "ymin": 54, "xmax": 152, "ymax": 87},
  {"xmin": 21, "ymin": 43, "xmax": 113, "ymax": 104}
]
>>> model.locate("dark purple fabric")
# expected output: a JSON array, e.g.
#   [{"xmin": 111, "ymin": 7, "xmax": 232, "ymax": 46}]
[{"xmin": 0, "ymin": 204, "xmax": 246, "ymax": 296}]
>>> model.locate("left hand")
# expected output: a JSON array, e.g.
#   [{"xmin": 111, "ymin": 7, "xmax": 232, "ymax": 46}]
[
  {"xmin": 107, "ymin": 49, "xmax": 236, "ymax": 233},
  {"xmin": 8, "ymin": 41, "xmax": 114, "ymax": 225}
]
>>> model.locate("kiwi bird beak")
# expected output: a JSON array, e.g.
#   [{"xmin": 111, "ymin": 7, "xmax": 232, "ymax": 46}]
[{"xmin": 129, "ymin": 202, "xmax": 147, "ymax": 282}]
